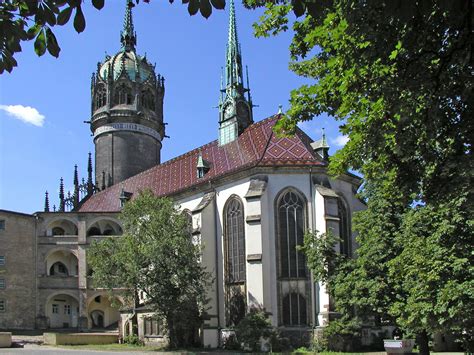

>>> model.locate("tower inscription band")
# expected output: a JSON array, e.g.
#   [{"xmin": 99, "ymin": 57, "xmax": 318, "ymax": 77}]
[{"xmin": 94, "ymin": 123, "xmax": 161, "ymax": 141}]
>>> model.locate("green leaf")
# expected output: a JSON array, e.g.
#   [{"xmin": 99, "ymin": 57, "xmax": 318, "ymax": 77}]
[
  {"xmin": 188, "ymin": 0, "xmax": 199, "ymax": 15},
  {"xmin": 73, "ymin": 5, "xmax": 86, "ymax": 33},
  {"xmin": 200, "ymin": 0, "xmax": 212, "ymax": 18},
  {"xmin": 26, "ymin": 24, "xmax": 41, "ymax": 40},
  {"xmin": 57, "ymin": 6, "xmax": 73, "ymax": 25},
  {"xmin": 46, "ymin": 28, "xmax": 60, "ymax": 57},
  {"xmin": 210, "ymin": 0, "xmax": 225, "ymax": 10},
  {"xmin": 34, "ymin": 29, "xmax": 47, "ymax": 56},
  {"xmin": 92, "ymin": 0, "xmax": 105, "ymax": 10}
]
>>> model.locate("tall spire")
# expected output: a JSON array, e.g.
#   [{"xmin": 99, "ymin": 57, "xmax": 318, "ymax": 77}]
[
  {"xmin": 218, "ymin": 0, "xmax": 253, "ymax": 145},
  {"xmin": 225, "ymin": 0, "xmax": 244, "ymax": 98},
  {"xmin": 121, "ymin": 0, "xmax": 136, "ymax": 51}
]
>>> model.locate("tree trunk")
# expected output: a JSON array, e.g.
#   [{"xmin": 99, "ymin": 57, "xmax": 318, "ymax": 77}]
[
  {"xmin": 131, "ymin": 290, "xmax": 140, "ymax": 336},
  {"xmin": 417, "ymin": 330, "xmax": 430, "ymax": 355},
  {"xmin": 167, "ymin": 315, "xmax": 177, "ymax": 349}
]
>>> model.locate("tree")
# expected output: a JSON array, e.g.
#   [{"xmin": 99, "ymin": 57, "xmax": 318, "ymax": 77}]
[
  {"xmin": 88, "ymin": 191, "xmax": 210, "ymax": 348},
  {"xmin": 253, "ymin": 1, "xmax": 473, "ymax": 353},
  {"xmin": 0, "ymin": 0, "xmax": 225, "ymax": 74}
]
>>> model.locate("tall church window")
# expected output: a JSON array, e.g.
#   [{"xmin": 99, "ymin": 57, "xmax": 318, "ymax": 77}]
[
  {"xmin": 224, "ymin": 196, "xmax": 246, "ymax": 326},
  {"xmin": 114, "ymin": 84, "xmax": 133, "ymax": 105},
  {"xmin": 95, "ymin": 85, "xmax": 107, "ymax": 109},
  {"xmin": 276, "ymin": 188, "xmax": 310, "ymax": 326},
  {"xmin": 142, "ymin": 89, "xmax": 155, "ymax": 110},
  {"xmin": 338, "ymin": 198, "xmax": 351, "ymax": 257}
]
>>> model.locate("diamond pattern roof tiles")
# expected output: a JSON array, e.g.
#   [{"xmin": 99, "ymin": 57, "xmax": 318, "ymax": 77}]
[{"xmin": 79, "ymin": 115, "xmax": 325, "ymax": 212}]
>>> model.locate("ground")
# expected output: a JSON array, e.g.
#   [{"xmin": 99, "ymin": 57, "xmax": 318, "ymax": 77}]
[{"xmin": 0, "ymin": 332, "xmax": 465, "ymax": 354}]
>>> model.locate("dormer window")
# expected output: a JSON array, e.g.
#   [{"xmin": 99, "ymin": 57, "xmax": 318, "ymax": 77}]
[
  {"xmin": 119, "ymin": 188, "xmax": 133, "ymax": 208},
  {"xmin": 196, "ymin": 153, "xmax": 210, "ymax": 179}
]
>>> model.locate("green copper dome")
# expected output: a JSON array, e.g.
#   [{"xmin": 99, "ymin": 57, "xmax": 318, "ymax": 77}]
[{"xmin": 99, "ymin": 51, "xmax": 154, "ymax": 83}]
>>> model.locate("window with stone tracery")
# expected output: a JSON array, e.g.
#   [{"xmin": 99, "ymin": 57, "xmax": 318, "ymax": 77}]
[
  {"xmin": 338, "ymin": 198, "xmax": 351, "ymax": 257},
  {"xmin": 95, "ymin": 85, "xmax": 107, "ymax": 109},
  {"xmin": 142, "ymin": 89, "xmax": 155, "ymax": 110},
  {"xmin": 224, "ymin": 196, "xmax": 246, "ymax": 326},
  {"xmin": 276, "ymin": 188, "xmax": 310, "ymax": 326},
  {"xmin": 114, "ymin": 84, "xmax": 133, "ymax": 105}
]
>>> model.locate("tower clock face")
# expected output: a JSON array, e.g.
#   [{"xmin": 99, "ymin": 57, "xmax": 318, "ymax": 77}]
[{"xmin": 224, "ymin": 104, "xmax": 234, "ymax": 118}]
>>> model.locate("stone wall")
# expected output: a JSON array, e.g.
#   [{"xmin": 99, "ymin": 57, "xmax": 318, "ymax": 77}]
[{"xmin": 0, "ymin": 210, "xmax": 36, "ymax": 329}]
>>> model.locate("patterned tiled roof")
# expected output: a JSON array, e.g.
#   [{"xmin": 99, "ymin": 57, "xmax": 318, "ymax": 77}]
[{"xmin": 79, "ymin": 115, "xmax": 324, "ymax": 212}]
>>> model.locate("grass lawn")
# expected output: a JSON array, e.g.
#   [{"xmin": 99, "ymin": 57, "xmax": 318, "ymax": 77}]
[{"xmin": 57, "ymin": 343, "xmax": 166, "ymax": 352}]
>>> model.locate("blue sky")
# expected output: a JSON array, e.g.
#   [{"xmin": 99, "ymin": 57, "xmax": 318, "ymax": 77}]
[{"xmin": 0, "ymin": 1, "xmax": 346, "ymax": 214}]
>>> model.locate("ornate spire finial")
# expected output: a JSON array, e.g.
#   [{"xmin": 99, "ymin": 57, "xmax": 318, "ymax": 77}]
[
  {"xmin": 44, "ymin": 191, "xmax": 50, "ymax": 212},
  {"xmin": 278, "ymin": 104, "xmax": 283, "ymax": 114},
  {"xmin": 73, "ymin": 165, "xmax": 79, "ymax": 209},
  {"xmin": 87, "ymin": 152, "xmax": 94, "ymax": 195},
  {"xmin": 121, "ymin": 0, "xmax": 136, "ymax": 51},
  {"xmin": 59, "ymin": 178, "xmax": 65, "ymax": 212}
]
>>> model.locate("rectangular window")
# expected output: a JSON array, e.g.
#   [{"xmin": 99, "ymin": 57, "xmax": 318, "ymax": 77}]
[
  {"xmin": 0, "ymin": 220, "xmax": 4, "ymax": 230},
  {"xmin": 0, "ymin": 256, "xmax": 4, "ymax": 266},
  {"xmin": 0, "ymin": 278, "xmax": 5, "ymax": 289},
  {"xmin": 144, "ymin": 318, "xmax": 162, "ymax": 336},
  {"xmin": 52, "ymin": 304, "xmax": 59, "ymax": 314},
  {"xmin": 0, "ymin": 300, "xmax": 5, "ymax": 312},
  {"xmin": 64, "ymin": 304, "xmax": 71, "ymax": 315}
]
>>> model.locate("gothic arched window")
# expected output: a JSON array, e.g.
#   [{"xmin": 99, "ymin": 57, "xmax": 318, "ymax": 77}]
[
  {"xmin": 277, "ymin": 190, "xmax": 306, "ymax": 279},
  {"xmin": 276, "ymin": 188, "xmax": 310, "ymax": 326},
  {"xmin": 338, "ymin": 198, "xmax": 351, "ymax": 257},
  {"xmin": 142, "ymin": 89, "xmax": 155, "ymax": 110},
  {"xmin": 114, "ymin": 84, "xmax": 133, "ymax": 105},
  {"xmin": 224, "ymin": 196, "xmax": 246, "ymax": 326},
  {"xmin": 95, "ymin": 85, "xmax": 106, "ymax": 109}
]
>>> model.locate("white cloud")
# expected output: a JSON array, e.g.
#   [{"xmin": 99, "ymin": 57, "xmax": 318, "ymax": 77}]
[
  {"xmin": 332, "ymin": 135, "xmax": 349, "ymax": 147},
  {"xmin": 0, "ymin": 104, "xmax": 45, "ymax": 127}
]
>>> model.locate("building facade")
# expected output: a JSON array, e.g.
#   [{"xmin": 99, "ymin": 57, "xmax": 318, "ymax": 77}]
[{"xmin": 0, "ymin": 0, "xmax": 367, "ymax": 348}]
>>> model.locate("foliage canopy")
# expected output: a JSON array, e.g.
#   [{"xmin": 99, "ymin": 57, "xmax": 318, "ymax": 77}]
[{"xmin": 88, "ymin": 191, "xmax": 209, "ymax": 348}]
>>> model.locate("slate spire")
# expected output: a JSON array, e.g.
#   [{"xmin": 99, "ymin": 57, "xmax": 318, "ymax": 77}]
[
  {"xmin": 121, "ymin": 0, "xmax": 136, "ymax": 51},
  {"xmin": 224, "ymin": 0, "xmax": 245, "ymax": 99}
]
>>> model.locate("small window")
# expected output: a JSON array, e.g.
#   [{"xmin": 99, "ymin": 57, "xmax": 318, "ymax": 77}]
[
  {"xmin": 64, "ymin": 304, "xmax": 71, "ymax": 315},
  {"xmin": 144, "ymin": 318, "xmax": 163, "ymax": 336},
  {"xmin": 52, "ymin": 304, "xmax": 59, "ymax": 314},
  {"xmin": 0, "ymin": 300, "xmax": 5, "ymax": 312},
  {"xmin": 0, "ymin": 220, "xmax": 5, "ymax": 230},
  {"xmin": 0, "ymin": 278, "xmax": 5, "ymax": 289},
  {"xmin": 0, "ymin": 256, "xmax": 4, "ymax": 266}
]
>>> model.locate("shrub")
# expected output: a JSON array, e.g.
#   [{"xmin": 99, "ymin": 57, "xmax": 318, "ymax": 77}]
[
  {"xmin": 234, "ymin": 309, "xmax": 272, "ymax": 352},
  {"xmin": 123, "ymin": 334, "xmax": 143, "ymax": 346}
]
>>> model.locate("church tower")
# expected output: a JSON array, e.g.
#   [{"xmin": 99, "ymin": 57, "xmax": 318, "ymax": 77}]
[
  {"xmin": 90, "ymin": 0, "xmax": 165, "ymax": 187},
  {"xmin": 218, "ymin": 0, "xmax": 253, "ymax": 146}
]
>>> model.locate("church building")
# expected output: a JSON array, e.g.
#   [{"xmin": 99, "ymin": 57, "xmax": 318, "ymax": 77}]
[{"xmin": 0, "ymin": 0, "xmax": 364, "ymax": 347}]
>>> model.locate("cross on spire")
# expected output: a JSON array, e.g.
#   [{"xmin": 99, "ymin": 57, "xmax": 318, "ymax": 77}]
[{"xmin": 121, "ymin": 0, "xmax": 137, "ymax": 51}]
